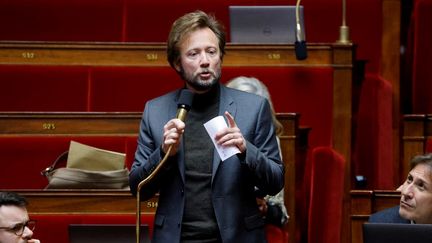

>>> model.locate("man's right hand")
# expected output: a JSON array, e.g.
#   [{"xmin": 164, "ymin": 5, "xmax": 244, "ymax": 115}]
[{"xmin": 162, "ymin": 118, "xmax": 185, "ymax": 156}]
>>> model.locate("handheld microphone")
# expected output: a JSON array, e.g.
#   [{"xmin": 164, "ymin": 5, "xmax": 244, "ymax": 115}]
[
  {"xmin": 176, "ymin": 89, "xmax": 194, "ymax": 121},
  {"xmin": 295, "ymin": 0, "xmax": 307, "ymax": 60},
  {"xmin": 136, "ymin": 89, "xmax": 194, "ymax": 243}
]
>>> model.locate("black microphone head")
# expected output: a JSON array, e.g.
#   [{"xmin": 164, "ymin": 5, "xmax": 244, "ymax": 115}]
[
  {"xmin": 295, "ymin": 40, "xmax": 308, "ymax": 60},
  {"xmin": 177, "ymin": 89, "xmax": 194, "ymax": 111}
]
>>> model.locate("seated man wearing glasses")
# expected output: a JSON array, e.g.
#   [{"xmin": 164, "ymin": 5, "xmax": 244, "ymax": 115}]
[{"xmin": 0, "ymin": 191, "xmax": 39, "ymax": 243}]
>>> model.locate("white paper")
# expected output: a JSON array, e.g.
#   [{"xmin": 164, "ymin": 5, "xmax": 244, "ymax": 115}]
[{"xmin": 204, "ymin": 116, "xmax": 241, "ymax": 161}]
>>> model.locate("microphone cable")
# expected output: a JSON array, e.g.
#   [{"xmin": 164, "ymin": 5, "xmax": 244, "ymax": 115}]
[{"xmin": 136, "ymin": 89, "xmax": 193, "ymax": 243}]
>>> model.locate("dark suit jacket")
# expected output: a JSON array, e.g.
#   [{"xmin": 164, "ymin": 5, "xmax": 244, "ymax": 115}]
[
  {"xmin": 368, "ymin": 206, "xmax": 411, "ymax": 223},
  {"xmin": 129, "ymin": 85, "xmax": 284, "ymax": 243}
]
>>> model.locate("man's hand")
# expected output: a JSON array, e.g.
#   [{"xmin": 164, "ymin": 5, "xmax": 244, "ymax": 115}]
[
  {"xmin": 162, "ymin": 118, "xmax": 185, "ymax": 156},
  {"xmin": 256, "ymin": 197, "xmax": 268, "ymax": 216},
  {"xmin": 215, "ymin": 111, "xmax": 247, "ymax": 153}
]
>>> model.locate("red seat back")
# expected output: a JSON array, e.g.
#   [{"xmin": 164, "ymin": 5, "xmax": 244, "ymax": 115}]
[
  {"xmin": 307, "ymin": 147, "xmax": 345, "ymax": 243},
  {"xmin": 353, "ymin": 73, "xmax": 393, "ymax": 189},
  {"xmin": 410, "ymin": 0, "xmax": 432, "ymax": 113}
]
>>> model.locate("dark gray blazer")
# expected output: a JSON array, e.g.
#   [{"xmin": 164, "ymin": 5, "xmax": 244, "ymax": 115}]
[
  {"xmin": 129, "ymin": 85, "xmax": 284, "ymax": 243},
  {"xmin": 368, "ymin": 206, "xmax": 411, "ymax": 224}
]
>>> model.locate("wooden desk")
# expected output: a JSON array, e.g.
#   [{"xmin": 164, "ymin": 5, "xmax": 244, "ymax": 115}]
[
  {"xmin": 12, "ymin": 189, "xmax": 158, "ymax": 215},
  {"xmin": 0, "ymin": 112, "xmax": 141, "ymax": 135},
  {"xmin": 350, "ymin": 190, "xmax": 400, "ymax": 243}
]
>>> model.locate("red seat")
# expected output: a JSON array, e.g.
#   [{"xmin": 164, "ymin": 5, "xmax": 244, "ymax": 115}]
[
  {"xmin": 0, "ymin": 0, "xmax": 124, "ymax": 42},
  {"xmin": 265, "ymin": 224, "xmax": 288, "ymax": 243},
  {"xmin": 222, "ymin": 66, "xmax": 334, "ymax": 148},
  {"xmin": 0, "ymin": 65, "xmax": 88, "ymax": 111},
  {"xmin": 88, "ymin": 66, "xmax": 183, "ymax": 112},
  {"xmin": 307, "ymin": 147, "xmax": 345, "ymax": 243},
  {"xmin": 409, "ymin": 0, "xmax": 432, "ymax": 113},
  {"xmin": 352, "ymin": 73, "xmax": 393, "ymax": 189}
]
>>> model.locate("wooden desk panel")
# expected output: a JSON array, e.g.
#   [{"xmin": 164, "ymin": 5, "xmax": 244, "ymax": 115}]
[
  {"xmin": 0, "ymin": 42, "xmax": 342, "ymax": 67},
  {"xmin": 402, "ymin": 114, "xmax": 432, "ymax": 181},
  {"xmin": 12, "ymin": 190, "xmax": 158, "ymax": 215},
  {"xmin": 350, "ymin": 190, "xmax": 400, "ymax": 243},
  {"xmin": 0, "ymin": 112, "xmax": 142, "ymax": 135}
]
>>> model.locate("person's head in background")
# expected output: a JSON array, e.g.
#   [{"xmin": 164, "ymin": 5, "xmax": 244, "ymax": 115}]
[
  {"xmin": 399, "ymin": 153, "xmax": 432, "ymax": 224},
  {"xmin": 226, "ymin": 76, "xmax": 283, "ymax": 136},
  {"xmin": 167, "ymin": 10, "xmax": 226, "ymax": 94},
  {"xmin": 0, "ymin": 192, "xmax": 35, "ymax": 243}
]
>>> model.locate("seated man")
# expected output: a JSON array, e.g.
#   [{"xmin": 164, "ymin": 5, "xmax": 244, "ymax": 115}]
[
  {"xmin": 0, "ymin": 191, "xmax": 39, "ymax": 243},
  {"xmin": 369, "ymin": 153, "xmax": 432, "ymax": 224}
]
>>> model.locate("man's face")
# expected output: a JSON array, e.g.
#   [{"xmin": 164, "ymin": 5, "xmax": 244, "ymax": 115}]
[
  {"xmin": 0, "ymin": 205, "xmax": 33, "ymax": 243},
  {"xmin": 175, "ymin": 27, "xmax": 222, "ymax": 93},
  {"xmin": 399, "ymin": 163, "xmax": 432, "ymax": 224}
]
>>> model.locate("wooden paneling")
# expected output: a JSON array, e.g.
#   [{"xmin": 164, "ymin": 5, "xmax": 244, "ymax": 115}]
[
  {"xmin": 0, "ymin": 112, "xmax": 141, "ymax": 135},
  {"xmin": 12, "ymin": 190, "xmax": 158, "ymax": 215},
  {"xmin": 350, "ymin": 190, "xmax": 400, "ymax": 243},
  {"xmin": 402, "ymin": 114, "xmax": 432, "ymax": 181},
  {"xmin": 0, "ymin": 42, "xmax": 340, "ymax": 67}
]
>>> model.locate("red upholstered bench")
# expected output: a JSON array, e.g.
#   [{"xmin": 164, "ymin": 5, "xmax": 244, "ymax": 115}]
[
  {"xmin": 87, "ymin": 65, "xmax": 334, "ymax": 149},
  {"xmin": 88, "ymin": 66, "xmax": 183, "ymax": 112},
  {"xmin": 0, "ymin": 0, "xmax": 124, "ymax": 42},
  {"xmin": 221, "ymin": 66, "xmax": 334, "ymax": 148},
  {"xmin": 0, "ymin": 65, "xmax": 89, "ymax": 112},
  {"xmin": 0, "ymin": 64, "xmax": 334, "ymax": 150},
  {"xmin": 0, "ymin": 135, "xmax": 137, "ymax": 189},
  {"xmin": 0, "ymin": 0, "xmax": 297, "ymax": 43}
]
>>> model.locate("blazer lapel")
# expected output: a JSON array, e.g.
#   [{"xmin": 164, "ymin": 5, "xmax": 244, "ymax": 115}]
[
  {"xmin": 171, "ymin": 90, "xmax": 186, "ymax": 185},
  {"xmin": 211, "ymin": 86, "xmax": 236, "ymax": 184}
]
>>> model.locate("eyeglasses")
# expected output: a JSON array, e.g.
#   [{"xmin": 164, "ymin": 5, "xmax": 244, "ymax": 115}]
[{"xmin": 0, "ymin": 220, "xmax": 36, "ymax": 236}]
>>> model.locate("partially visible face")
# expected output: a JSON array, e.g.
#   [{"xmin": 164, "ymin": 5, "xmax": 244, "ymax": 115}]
[
  {"xmin": 0, "ymin": 205, "xmax": 33, "ymax": 243},
  {"xmin": 399, "ymin": 163, "xmax": 432, "ymax": 224},
  {"xmin": 175, "ymin": 27, "xmax": 222, "ymax": 93}
]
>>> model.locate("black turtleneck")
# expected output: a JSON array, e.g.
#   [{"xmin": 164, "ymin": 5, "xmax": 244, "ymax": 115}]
[{"xmin": 181, "ymin": 83, "xmax": 221, "ymax": 242}]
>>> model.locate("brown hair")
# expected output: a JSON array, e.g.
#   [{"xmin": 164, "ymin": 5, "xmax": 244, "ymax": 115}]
[
  {"xmin": 410, "ymin": 153, "xmax": 432, "ymax": 172},
  {"xmin": 166, "ymin": 10, "xmax": 226, "ymax": 69}
]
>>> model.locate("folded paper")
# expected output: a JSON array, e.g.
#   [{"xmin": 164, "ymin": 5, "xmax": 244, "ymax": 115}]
[
  {"xmin": 204, "ymin": 115, "xmax": 241, "ymax": 161},
  {"xmin": 66, "ymin": 141, "xmax": 126, "ymax": 171}
]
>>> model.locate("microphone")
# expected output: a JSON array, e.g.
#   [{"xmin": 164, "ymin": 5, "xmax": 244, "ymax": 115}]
[
  {"xmin": 176, "ymin": 89, "xmax": 194, "ymax": 121},
  {"xmin": 136, "ymin": 89, "xmax": 194, "ymax": 243},
  {"xmin": 295, "ymin": 0, "xmax": 307, "ymax": 60}
]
